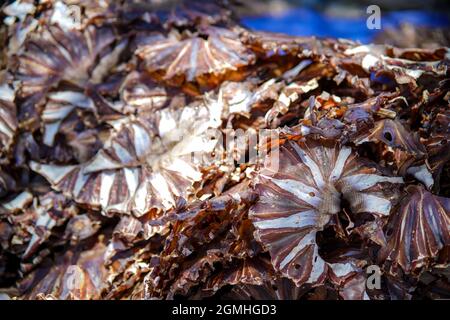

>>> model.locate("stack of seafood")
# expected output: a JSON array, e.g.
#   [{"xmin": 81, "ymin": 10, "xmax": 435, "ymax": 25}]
[{"xmin": 0, "ymin": 0, "xmax": 448, "ymax": 300}]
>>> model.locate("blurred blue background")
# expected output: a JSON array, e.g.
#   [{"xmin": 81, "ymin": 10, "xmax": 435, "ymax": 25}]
[{"xmin": 240, "ymin": 1, "xmax": 450, "ymax": 44}]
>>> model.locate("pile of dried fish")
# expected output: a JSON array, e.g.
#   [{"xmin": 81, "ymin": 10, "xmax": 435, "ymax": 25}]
[{"xmin": 0, "ymin": 0, "xmax": 449, "ymax": 300}]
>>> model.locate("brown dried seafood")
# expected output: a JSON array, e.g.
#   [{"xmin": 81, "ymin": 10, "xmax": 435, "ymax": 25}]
[
  {"xmin": 30, "ymin": 97, "xmax": 223, "ymax": 216},
  {"xmin": 380, "ymin": 185, "xmax": 449, "ymax": 275},
  {"xmin": 17, "ymin": 235, "xmax": 110, "ymax": 300},
  {"xmin": 0, "ymin": 80, "xmax": 17, "ymax": 155},
  {"xmin": 0, "ymin": 0, "xmax": 449, "ymax": 300},
  {"xmin": 1, "ymin": 190, "xmax": 78, "ymax": 265},
  {"xmin": 136, "ymin": 26, "xmax": 255, "ymax": 88},
  {"xmin": 250, "ymin": 138, "xmax": 403, "ymax": 286},
  {"xmin": 14, "ymin": 24, "xmax": 123, "ymax": 129}
]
